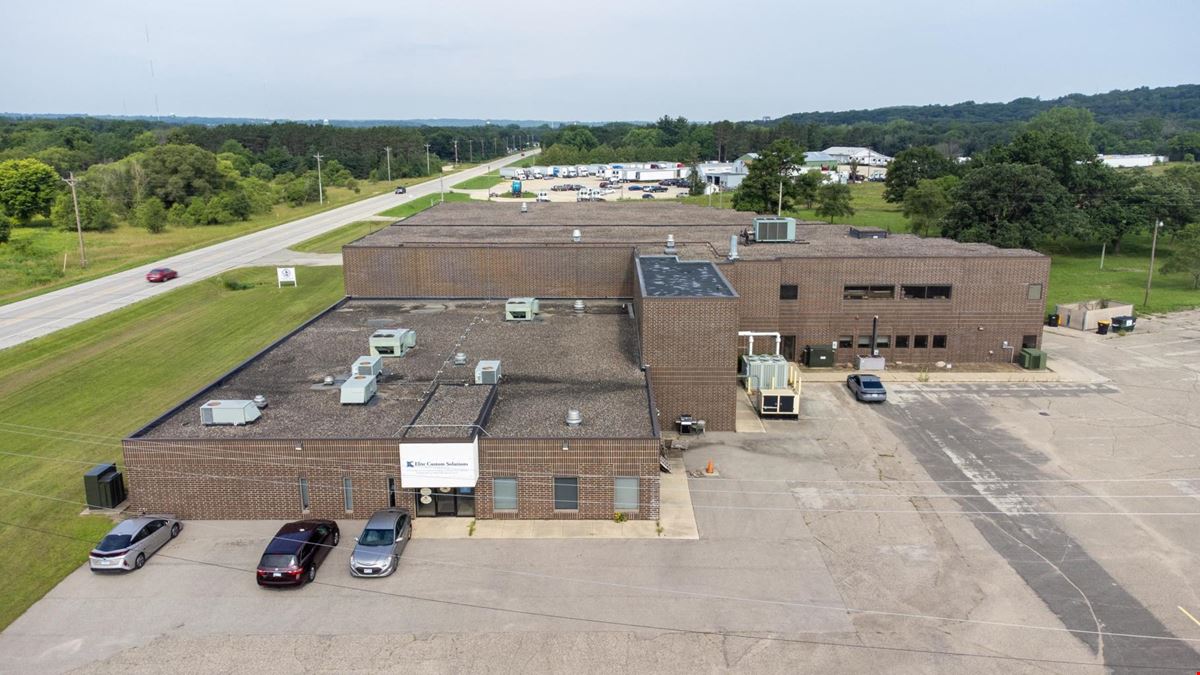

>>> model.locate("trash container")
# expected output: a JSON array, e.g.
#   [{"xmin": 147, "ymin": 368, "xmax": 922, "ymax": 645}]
[
  {"xmin": 1111, "ymin": 315, "xmax": 1136, "ymax": 332},
  {"xmin": 1097, "ymin": 320, "xmax": 1110, "ymax": 335},
  {"xmin": 1046, "ymin": 313, "xmax": 1060, "ymax": 327}
]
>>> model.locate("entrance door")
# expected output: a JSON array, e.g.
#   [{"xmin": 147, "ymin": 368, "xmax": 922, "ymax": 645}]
[
  {"xmin": 781, "ymin": 335, "xmax": 796, "ymax": 362},
  {"xmin": 415, "ymin": 488, "xmax": 476, "ymax": 517}
]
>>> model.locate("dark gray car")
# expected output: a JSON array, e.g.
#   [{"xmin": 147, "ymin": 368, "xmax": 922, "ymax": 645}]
[
  {"xmin": 349, "ymin": 508, "xmax": 411, "ymax": 577},
  {"xmin": 847, "ymin": 374, "xmax": 887, "ymax": 403},
  {"xmin": 89, "ymin": 516, "xmax": 182, "ymax": 572}
]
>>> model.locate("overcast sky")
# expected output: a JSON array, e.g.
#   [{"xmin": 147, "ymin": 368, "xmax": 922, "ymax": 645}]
[{"xmin": 2, "ymin": 0, "xmax": 1197, "ymax": 122}]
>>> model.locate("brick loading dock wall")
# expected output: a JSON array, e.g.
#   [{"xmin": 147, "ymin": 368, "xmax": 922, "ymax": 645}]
[
  {"xmin": 343, "ymin": 246, "xmax": 635, "ymax": 299},
  {"xmin": 122, "ymin": 437, "xmax": 659, "ymax": 520}
]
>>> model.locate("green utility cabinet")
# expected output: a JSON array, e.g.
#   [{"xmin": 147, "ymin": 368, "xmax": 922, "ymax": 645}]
[{"xmin": 1019, "ymin": 347, "xmax": 1047, "ymax": 370}]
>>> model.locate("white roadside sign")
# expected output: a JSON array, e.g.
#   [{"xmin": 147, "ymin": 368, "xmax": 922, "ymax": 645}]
[{"xmin": 277, "ymin": 267, "xmax": 297, "ymax": 288}]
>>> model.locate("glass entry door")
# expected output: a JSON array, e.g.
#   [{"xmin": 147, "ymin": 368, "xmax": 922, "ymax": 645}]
[{"xmin": 415, "ymin": 487, "xmax": 475, "ymax": 517}]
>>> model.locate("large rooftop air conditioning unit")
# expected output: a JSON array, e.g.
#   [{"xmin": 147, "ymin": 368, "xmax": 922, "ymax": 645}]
[
  {"xmin": 353, "ymin": 355, "xmax": 383, "ymax": 378},
  {"xmin": 200, "ymin": 400, "xmax": 262, "ymax": 426},
  {"xmin": 370, "ymin": 328, "xmax": 415, "ymax": 357},
  {"xmin": 753, "ymin": 217, "xmax": 796, "ymax": 243},
  {"xmin": 475, "ymin": 360, "xmax": 502, "ymax": 384},
  {"xmin": 340, "ymin": 374, "xmax": 378, "ymax": 405},
  {"xmin": 849, "ymin": 227, "xmax": 888, "ymax": 239},
  {"xmin": 505, "ymin": 298, "xmax": 540, "ymax": 321},
  {"xmin": 740, "ymin": 354, "xmax": 789, "ymax": 391}
]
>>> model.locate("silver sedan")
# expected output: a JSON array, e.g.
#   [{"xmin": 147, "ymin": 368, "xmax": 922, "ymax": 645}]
[{"xmin": 89, "ymin": 516, "xmax": 182, "ymax": 572}]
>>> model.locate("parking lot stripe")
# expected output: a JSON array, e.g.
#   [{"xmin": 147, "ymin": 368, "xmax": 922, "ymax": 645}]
[{"xmin": 1179, "ymin": 606, "xmax": 1200, "ymax": 628}]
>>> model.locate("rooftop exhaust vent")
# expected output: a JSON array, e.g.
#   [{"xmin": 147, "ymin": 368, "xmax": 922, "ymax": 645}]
[
  {"xmin": 573, "ymin": 299, "xmax": 585, "ymax": 314},
  {"xmin": 520, "ymin": 202, "xmax": 528, "ymax": 213},
  {"xmin": 453, "ymin": 352, "xmax": 468, "ymax": 366},
  {"xmin": 565, "ymin": 409, "xmax": 583, "ymax": 428},
  {"xmin": 728, "ymin": 234, "xmax": 739, "ymax": 261},
  {"xmin": 323, "ymin": 375, "xmax": 335, "ymax": 386},
  {"xmin": 252, "ymin": 395, "xmax": 268, "ymax": 409},
  {"xmin": 572, "ymin": 229, "xmax": 582, "ymax": 243},
  {"xmin": 664, "ymin": 233, "xmax": 677, "ymax": 255}
]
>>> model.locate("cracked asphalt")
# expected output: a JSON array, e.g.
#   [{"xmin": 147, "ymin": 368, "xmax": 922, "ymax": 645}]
[{"xmin": 3, "ymin": 311, "xmax": 1200, "ymax": 673}]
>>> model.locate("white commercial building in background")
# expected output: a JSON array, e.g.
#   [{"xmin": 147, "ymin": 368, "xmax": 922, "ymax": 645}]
[
  {"xmin": 1098, "ymin": 154, "xmax": 1167, "ymax": 168},
  {"xmin": 822, "ymin": 146, "xmax": 893, "ymax": 166}
]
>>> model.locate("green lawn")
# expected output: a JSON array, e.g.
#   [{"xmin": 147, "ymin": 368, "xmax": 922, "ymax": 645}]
[
  {"xmin": 680, "ymin": 181, "xmax": 913, "ymax": 233},
  {"xmin": 451, "ymin": 170, "xmax": 503, "ymax": 190},
  {"xmin": 290, "ymin": 221, "xmax": 392, "ymax": 253},
  {"xmin": 377, "ymin": 191, "xmax": 471, "ymax": 218},
  {"xmin": 0, "ymin": 266, "xmax": 345, "ymax": 630},
  {"xmin": 0, "ymin": 182, "xmax": 389, "ymax": 306}
]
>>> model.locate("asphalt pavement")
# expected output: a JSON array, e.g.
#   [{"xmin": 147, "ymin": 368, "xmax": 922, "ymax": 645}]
[{"xmin": 0, "ymin": 151, "xmax": 534, "ymax": 352}]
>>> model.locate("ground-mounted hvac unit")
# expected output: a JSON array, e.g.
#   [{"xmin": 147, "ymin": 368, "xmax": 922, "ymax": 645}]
[
  {"xmin": 475, "ymin": 360, "xmax": 502, "ymax": 384},
  {"xmin": 505, "ymin": 298, "xmax": 540, "ymax": 321},
  {"xmin": 340, "ymin": 374, "xmax": 378, "ymax": 404},
  {"xmin": 752, "ymin": 217, "xmax": 796, "ymax": 243},
  {"xmin": 353, "ymin": 355, "xmax": 383, "ymax": 378},
  {"xmin": 755, "ymin": 389, "xmax": 799, "ymax": 418},
  {"xmin": 740, "ymin": 354, "xmax": 789, "ymax": 391},
  {"xmin": 370, "ymin": 328, "xmax": 416, "ymax": 357},
  {"xmin": 200, "ymin": 400, "xmax": 262, "ymax": 426}
]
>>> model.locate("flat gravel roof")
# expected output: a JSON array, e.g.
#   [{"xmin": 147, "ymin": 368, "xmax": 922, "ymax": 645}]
[
  {"xmin": 139, "ymin": 300, "xmax": 653, "ymax": 440},
  {"xmin": 351, "ymin": 202, "xmax": 1042, "ymax": 259}
]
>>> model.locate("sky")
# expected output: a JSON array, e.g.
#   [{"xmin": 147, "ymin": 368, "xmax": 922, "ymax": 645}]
[{"xmin": 1, "ymin": 0, "xmax": 1197, "ymax": 122}]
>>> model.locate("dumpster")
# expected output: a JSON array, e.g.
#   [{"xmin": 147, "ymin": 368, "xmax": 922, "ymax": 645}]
[
  {"xmin": 1046, "ymin": 313, "xmax": 1060, "ymax": 327},
  {"xmin": 1097, "ymin": 320, "xmax": 1111, "ymax": 335}
]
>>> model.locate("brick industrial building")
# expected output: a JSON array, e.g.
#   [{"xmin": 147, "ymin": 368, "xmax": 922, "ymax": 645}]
[{"xmin": 123, "ymin": 202, "xmax": 1048, "ymax": 521}]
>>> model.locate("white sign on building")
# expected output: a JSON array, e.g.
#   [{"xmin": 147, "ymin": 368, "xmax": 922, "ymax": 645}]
[
  {"xmin": 277, "ymin": 267, "xmax": 297, "ymax": 288},
  {"xmin": 399, "ymin": 440, "xmax": 479, "ymax": 488}
]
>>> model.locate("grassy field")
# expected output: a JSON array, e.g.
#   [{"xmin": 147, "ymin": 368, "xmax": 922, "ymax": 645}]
[
  {"xmin": 0, "ymin": 183, "xmax": 388, "ymax": 306},
  {"xmin": 290, "ymin": 221, "xmax": 392, "ymax": 253},
  {"xmin": 377, "ymin": 191, "xmax": 471, "ymax": 218},
  {"xmin": 0, "ymin": 266, "xmax": 345, "ymax": 630},
  {"xmin": 451, "ymin": 170, "xmax": 503, "ymax": 190}
]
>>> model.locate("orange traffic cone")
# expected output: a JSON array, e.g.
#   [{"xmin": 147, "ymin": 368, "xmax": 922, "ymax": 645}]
[{"xmin": 705, "ymin": 460, "xmax": 715, "ymax": 475}]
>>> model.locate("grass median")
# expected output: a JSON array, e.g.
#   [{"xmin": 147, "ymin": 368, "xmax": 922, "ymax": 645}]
[
  {"xmin": 378, "ymin": 191, "xmax": 471, "ymax": 218},
  {"xmin": 0, "ymin": 266, "xmax": 345, "ymax": 630},
  {"xmin": 451, "ymin": 170, "xmax": 503, "ymax": 190}
]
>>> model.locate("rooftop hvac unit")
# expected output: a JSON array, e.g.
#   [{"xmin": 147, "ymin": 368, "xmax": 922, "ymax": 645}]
[
  {"xmin": 505, "ymin": 298, "xmax": 540, "ymax": 321},
  {"xmin": 475, "ymin": 360, "xmax": 501, "ymax": 384},
  {"xmin": 200, "ymin": 400, "xmax": 262, "ymax": 426},
  {"xmin": 753, "ymin": 217, "xmax": 796, "ymax": 243},
  {"xmin": 340, "ymin": 374, "xmax": 378, "ymax": 404},
  {"xmin": 370, "ymin": 328, "xmax": 416, "ymax": 357},
  {"xmin": 353, "ymin": 355, "xmax": 383, "ymax": 378},
  {"xmin": 849, "ymin": 227, "xmax": 888, "ymax": 239}
]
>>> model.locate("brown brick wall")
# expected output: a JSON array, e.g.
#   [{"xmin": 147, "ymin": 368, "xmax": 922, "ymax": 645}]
[
  {"xmin": 636, "ymin": 294, "xmax": 739, "ymax": 432},
  {"xmin": 344, "ymin": 246, "xmax": 634, "ymax": 298},
  {"xmin": 122, "ymin": 436, "xmax": 659, "ymax": 521}
]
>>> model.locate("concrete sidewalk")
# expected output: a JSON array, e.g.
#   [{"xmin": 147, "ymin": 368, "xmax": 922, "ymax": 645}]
[{"xmin": 415, "ymin": 458, "xmax": 698, "ymax": 540}]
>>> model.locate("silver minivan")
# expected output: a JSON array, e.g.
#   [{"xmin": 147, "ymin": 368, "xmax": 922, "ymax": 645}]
[{"xmin": 349, "ymin": 508, "xmax": 411, "ymax": 577}]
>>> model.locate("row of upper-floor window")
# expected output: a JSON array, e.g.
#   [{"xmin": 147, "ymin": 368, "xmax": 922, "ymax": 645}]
[{"xmin": 777, "ymin": 283, "xmax": 1045, "ymax": 301}]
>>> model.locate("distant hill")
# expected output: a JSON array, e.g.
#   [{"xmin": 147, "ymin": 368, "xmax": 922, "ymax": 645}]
[
  {"xmin": 0, "ymin": 113, "xmax": 607, "ymax": 129},
  {"xmin": 770, "ymin": 84, "xmax": 1200, "ymax": 126}
]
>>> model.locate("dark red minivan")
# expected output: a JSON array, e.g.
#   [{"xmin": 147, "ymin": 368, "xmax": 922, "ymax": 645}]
[{"xmin": 256, "ymin": 520, "xmax": 340, "ymax": 587}]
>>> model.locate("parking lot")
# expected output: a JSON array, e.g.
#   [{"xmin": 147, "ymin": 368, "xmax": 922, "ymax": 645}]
[
  {"xmin": 3, "ymin": 311, "xmax": 1200, "ymax": 672},
  {"xmin": 475, "ymin": 174, "xmax": 692, "ymax": 202}
]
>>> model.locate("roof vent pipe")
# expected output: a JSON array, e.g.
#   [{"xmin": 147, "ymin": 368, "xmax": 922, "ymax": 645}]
[
  {"xmin": 565, "ymin": 409, "xmax": 583, "ymax": 428},
  {"xmin": 520, "ymin": 202, "xmax": 528, "ymax": 213},
  {"xmin": 664, "ymin": 233, "xmax": 677, "ymax": 255},
  {"xmin": 453, "ymin": 352, "xmax": 468, "ymax": 366},
  {"xmin": 253, "ymin": 394, "xmax": 268, "ymax": 409},
  {"xmin": 323, "ymin": 375, "xmax": 335, "ymax": 386},
  {"xmin": 728, "ymin": 234, "xmax": 739, "ymax": 261},
  {"xmin": 572, "ymin": 229, "xmax": 582, "ymax": 243},
  {"xmin": 573, "ymin": 299, "xmax": 585, "ymax": 314}
]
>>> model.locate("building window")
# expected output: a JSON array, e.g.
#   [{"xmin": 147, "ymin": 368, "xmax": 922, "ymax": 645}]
[
  {"xmin": 614, "ymin": 477, "xmax": 639, "ymax": 511},
  {"xmin": 902, "ymin": 285, "xmax": 952, "ymax": 300},
  {"xmin": 875, "ymin": 335, "xmax": 891, "ymax": 349},
  {"xmin": 779, "ymin": 284, "xmax": 798, "ymax": 300},
  {"xmin": 932, "ymin": 335, "xmax": 948, "ymax": 349},
  {"xmin": 1027, "ymin": 283, "xmax": 1043, "ymax": 300},
  {"xmin": 494, "ymin": 477, "xmax": 518, "ymax": 511},
  {"xmin": 387, "ymin": 477, "xmax": 397, "ymax": 508},
  {"xmin": 895, "ymin": 335, "xmax": 910, "ymax": 349},
  {"xmin": 856, "ymin": 335, "xmax": 872, "ymax": 348},
  {"xmin": 298, "ymin": 477, "xmax": 310, "ymax": 511},
  {"xmin": 553, "ymin": 477, "xmax": 579, "ymax": 510},
  {"xmin": 913, "ymin": 335, "xmax": 929, "ymax": 349},
  {"xmin": 844, "ymin": 285, "xmax": 895, "ymax": 300},
  {"xmin": 838, "ymin": 335, "xmax": 853, "ymax": 349},
  {"xmin": 343, "ymin": 476, "xmax": 353, "ymax": 512}
]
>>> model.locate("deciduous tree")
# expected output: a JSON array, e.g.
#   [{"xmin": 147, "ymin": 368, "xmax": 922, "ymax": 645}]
[
  {"xmin": 883, "ymin": 146, "xmax": 956, "ymax": 203},
  {"xmin": 0, "ymin": 158, "xmax": 60, "ymax": 223},
  {"xmin": 1161, "ymin": 223, "xmax": 1200, "ymax": 289},
  {"xmin": 815, "ymin": 183, "xmax": 855, "ymax": 223},
  {"xmin": 134, "ymin": 197, "xmax": 168, "ymax": 233},
  {"xmin": 731, "ymin": 139, "xmax": 806, "ymax": 214},
  {"xmin": 50, "ymin": 192, "xmax": 114, "ymax": 232},
  {"xmin": 941, "ymin": 163, "xmax": 1080, "ymax": 249},
  {"xmin": 902, "ymin": 176, "xmax": 959, "ymax": 236}
]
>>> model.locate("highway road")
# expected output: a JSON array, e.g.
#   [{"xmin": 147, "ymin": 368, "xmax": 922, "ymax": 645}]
[{"xmin": 0, "ymin": 150, "xmax": 535, "ymax": 352}]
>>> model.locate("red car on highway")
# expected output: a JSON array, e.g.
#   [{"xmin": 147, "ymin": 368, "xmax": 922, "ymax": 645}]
[{"xmin": 145, "ymin": 268, "xmax": 178, "ymax": 283}]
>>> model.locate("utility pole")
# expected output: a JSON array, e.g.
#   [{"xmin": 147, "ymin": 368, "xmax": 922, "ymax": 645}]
[
  {"xmin": 468, "ymin": 139, "xmax": 473, "ymax": 163},
  {"xmin": 453, "ymin": 139, "xmax": 459, "ymax": 165},
  {"xmin": 424, "ymin": 144, "xmax": 432, "ymax": 175},
  {"xmin": 1144, "ymin": 220, "xmax": 1163, "ymax": 307},
  {"xmin": 62, "ymin": 172, "xmax": 87, "ymax": 267},
  {"xmin": 313, "ymin": 152, "xmax": 324, "ymax": 205},
  {"xmin": 385, "ymin": 146, "xmax": 392, "ymax": 182}
]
